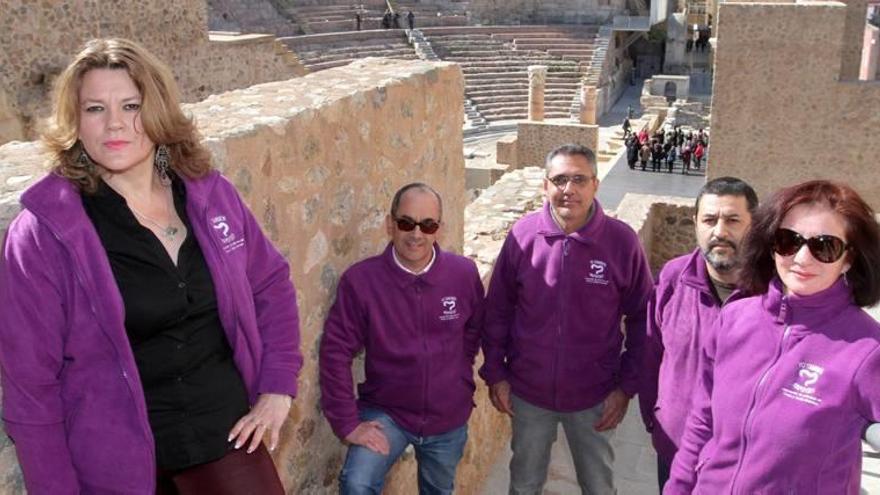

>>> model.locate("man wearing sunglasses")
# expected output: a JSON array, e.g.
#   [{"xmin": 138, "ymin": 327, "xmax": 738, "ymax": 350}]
[
  {"xmin": 481, "ymin": 144, "xmax": 654, "ymax": 494},
  {"xmin": 640, "ymin": 176, "xmax": 758, "ymax": 490},
  {"xmin": 319, "ymin": 183, "xmax": 485, "ymax": 495}
]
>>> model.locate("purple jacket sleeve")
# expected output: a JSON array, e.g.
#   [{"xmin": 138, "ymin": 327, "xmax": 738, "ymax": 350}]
[
  {"xmin": 479, "ymin": 234, "xmax": 518, "ymax": 385},
  {"xmin": 664, "ymin": 314, "xmax": 720, "ymax": 494},
  {"xmin": 639, "ymin": 285, "xmax": 666, "ymax": 432},
  {"xmin": 854, "ymin": 345, "xmax": 880, "ymax": 422},
  {"xmin": 238, "ymin": 192, "xmax": 302, "ymax": 398},
  {"xmin": 464, "ymin": 265, "xmax": 486, "ymax": 366},
  {"xmin": 617, "ymin": 239, "xmax": 654, "ymax": 397},
  {"xmin": 0, "ymin": 216, "xmax": 80, "ymax": 494},
  {"xmin": 319, "ymin": 275, "xmax": 366, "ymax": 439}
]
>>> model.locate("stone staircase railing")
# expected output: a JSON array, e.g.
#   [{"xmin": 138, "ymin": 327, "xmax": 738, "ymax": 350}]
[
  {"xmin": 413, "ymin": 29, "xmax": 488, "ymax": 129},
  {"xmin": 570, "ymin": 25, "xmax": 612, "ymax": 120}
]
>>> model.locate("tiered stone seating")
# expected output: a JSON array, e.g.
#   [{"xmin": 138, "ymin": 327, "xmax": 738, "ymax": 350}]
[
  {"xmin": 287, "ymin": 1, "xmax": 469, "ymax": 34},
  {"xmin": 279, "ymin": 30, "xmax": 418, "ymax": 72},
  {"xmin": 424, "ymin": 26, "xmax": 599, "ymax": 122}
]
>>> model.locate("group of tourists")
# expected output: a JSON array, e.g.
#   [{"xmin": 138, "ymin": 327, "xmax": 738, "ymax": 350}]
[
  {"xmin": 625, "ymin": 122, "xmax": 708, "ymax": 174},
  {"xmin": 378, "ymin": 10, "xmax": 415, "ymax": 30},
  {"xmin": 2, "ymin": 37, "xmax": 879, "ymax": 495}
]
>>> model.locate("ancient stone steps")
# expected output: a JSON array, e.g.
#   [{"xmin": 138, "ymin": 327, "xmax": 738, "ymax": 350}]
[
  {"xmin": 299, "ymin": 46, "xmax": 416, "ymax": 64},
  {"xmin": 467, "ymin": 87, "xmax": 578, "ymax": 97},
  {"xmin": 477, "ymin": 100, "xmax": 572, "ymax": 112},
  {"xmin": 469, "ymin": 93, "xmax": 575, "ymax": 104},
  {"xmin": 460, "ymin": 62, "xmax": 579, "ymax": 71}
]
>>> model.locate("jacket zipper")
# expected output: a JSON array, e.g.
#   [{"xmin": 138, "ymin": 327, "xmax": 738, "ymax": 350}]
[
  {"xmin": 49, "ymin": 231, "xmax": 158, "ymax": 476},
  {"xmin": 554, "ymin": 238, "xmax": 570, "ymax": 409},
  {"xmin": 729, "ymin": 302, "xmax": 791, "ymax": 493},
  {"xmin": 417, "ymin": 283, "xmax": 428, "ymax": 434}
]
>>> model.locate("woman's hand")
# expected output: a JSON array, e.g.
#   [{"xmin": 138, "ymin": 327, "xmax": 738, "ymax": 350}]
[{"xmin": 228, "ymin": 393, "xmax": 292, "ymax": 453}]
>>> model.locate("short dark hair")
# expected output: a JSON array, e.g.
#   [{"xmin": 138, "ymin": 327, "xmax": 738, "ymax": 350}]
[
  {"xmin": 695, "ymin": 176, "xmax": 759, "ymax": 216},
  {"xmin": 738, "ymin": 180, "xmax": 880, "ymax": 307},
  {"xmin": 390, "ymin": 182, "xmax": 443, "ymax": 219},
  {"xmin": 545, "ymin": 144, "xmax": 598, "ymax": 175}
]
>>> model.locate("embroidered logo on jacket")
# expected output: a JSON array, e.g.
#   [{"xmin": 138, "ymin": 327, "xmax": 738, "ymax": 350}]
[
  {"xmin": 782, "ymin": 362, "xmax": 824, "ymax": 406},
  {"xmin": 212, "ymin": 215, "xmax": 245, "ymax": 254},
  {"xmin": 585, "ymin": 259, "xmax": 609, "ymax": 285},
  {"xmin": 440, "ymin": 296, "xmax": 460, "ymax": 321}
]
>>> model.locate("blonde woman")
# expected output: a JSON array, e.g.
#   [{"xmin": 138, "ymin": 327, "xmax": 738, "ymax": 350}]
[{"xmin": 0, "ymin": 38, "xmax": 301, "ymax": 494}]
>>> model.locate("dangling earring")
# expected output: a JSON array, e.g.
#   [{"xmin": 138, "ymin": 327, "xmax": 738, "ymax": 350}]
[
  {"xmin": 154, "ymin": 144, "xmax": 171, "ymax": 186},
  {"xmin": 76, "ymin": 143, "xmax": 95, "ymax": 171}
]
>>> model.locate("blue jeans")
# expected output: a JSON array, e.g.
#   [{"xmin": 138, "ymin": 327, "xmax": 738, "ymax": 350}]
[
  {"xmin": 509, "ymin": 394, "xmax": 615, "ymax": 495},
  {"xmin": 339, "ymin": 409, "xmax": 468, "ymax": 495}
]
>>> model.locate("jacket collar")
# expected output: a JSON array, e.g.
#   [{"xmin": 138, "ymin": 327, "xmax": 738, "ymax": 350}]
[
  {"xmin": 679, "ymin": 248, "xmax": 714, "ymax": 294},
  {"xmin": 762, "ymin": 276, "xmax": 853, "ymax": 328},
  {"xmin": 679, "ymin": 248, "xmax": 747, "ymax": 305},
  {"xmin": 382, "ymin": 242, "xmax": 445, "ymax": 289},
  {"xmin": 537, "ymin": 199, "xmax": 606, "ymax": 244},
  {"xmin": 19, "ymin": 170, "xmax": 221, "ymax": 236}
]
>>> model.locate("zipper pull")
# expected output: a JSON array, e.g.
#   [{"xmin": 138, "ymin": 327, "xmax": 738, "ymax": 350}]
[
  {"xmin": 777, "ymin": 297, "xmax": 789, "ymax": 324},
  {"xmin": 563, "ymin": 238, "xmax": 570, "ymax": 256}
]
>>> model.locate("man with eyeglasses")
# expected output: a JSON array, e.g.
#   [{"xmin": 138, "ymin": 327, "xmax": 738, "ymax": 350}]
[
  {"xmin": 319, "ymin": 183, "xmax": 485, "ymax": 495},
  {"xmin": 481, "ymin": 144, "xmax": 654, "ymax": 494},
  {"xmin": 639, "ymin": 176, "xmax": 757, "ymax": 491}
]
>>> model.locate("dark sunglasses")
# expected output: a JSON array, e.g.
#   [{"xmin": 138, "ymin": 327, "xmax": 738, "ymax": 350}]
[
  {"xmin": 773, "ymin": 228, "xmax": 848, "ymax": 264},
  {"xmin": 394, "ymin": 217, "xmax": 440, "ymax": 234}
]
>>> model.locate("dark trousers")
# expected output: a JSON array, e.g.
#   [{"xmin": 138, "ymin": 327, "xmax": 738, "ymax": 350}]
[
  {"xmin": 156, "ymin": 444, "xmax": 284, "ymax": 495},
  {"xmin": 657, "ymin": 457, "xmax": 671, "ymax": 492}
]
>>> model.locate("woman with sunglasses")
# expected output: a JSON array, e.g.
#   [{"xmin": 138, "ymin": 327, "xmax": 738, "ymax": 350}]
[{"xmin": 665, "ymin": 180, "xmax": 880, "ymax": 494}]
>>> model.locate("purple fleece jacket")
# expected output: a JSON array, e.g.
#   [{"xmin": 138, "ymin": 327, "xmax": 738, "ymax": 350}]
[
  {"xmin": 665, "ymin": 277, "xmax": 880, "ymax": 495},
  {"xmin": 319, "ymin": 243, "xmax": 485, "ymax": 439},
  {"xmin": 0, "ymin": 172, "xmax": 302, "ymax": 494},
  {"xmin": 640, "ymin": 249, "xmax": 743, "ymax": 465},
  {"xmin": 480, "ymin": 200, "xmax": 653, "ymax": 411}
]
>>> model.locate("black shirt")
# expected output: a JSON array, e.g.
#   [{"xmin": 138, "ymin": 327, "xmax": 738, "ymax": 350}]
[{"xmin": 82, "ymin": 178, "xmax": 249, "ymax": 470}]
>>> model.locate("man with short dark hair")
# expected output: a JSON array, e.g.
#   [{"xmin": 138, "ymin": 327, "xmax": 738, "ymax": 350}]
[
  {"xmin": 320, "ymin": 183, "xmax": 484, "ymax": 495},
  {"xmin": 481, "ymin": 144, "xmax": 654, "ymax": 495},
  {"xmin": 639, "ymin": 176, "xmax": 758, "ymax": 491}
]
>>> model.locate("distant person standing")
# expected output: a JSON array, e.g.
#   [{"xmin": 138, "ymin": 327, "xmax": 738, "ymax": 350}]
[
  {"xmin": 407, "ymin": 10, "xmax": 415, "ymax": 30},
  {"xmin": 393, "ymin": 12, "xmax": 401, "ymax": 29},
  {"xmin": 381, "ymin": 11, "xmax": 391, "ymax": 29},
  {"xmin": 639, "ymin": 142, "xmax": 651, "ymax": 171},
  {"xmin": 355, "ymin": 12, "xmax": 362, "ymax": 31},
  {"xmin": 622, "ymin": 117, "xmax": 632, "ymax": 138},
  {"xmin": 626, "ymin": 135, "xmax": 640, "ymax": 170}
]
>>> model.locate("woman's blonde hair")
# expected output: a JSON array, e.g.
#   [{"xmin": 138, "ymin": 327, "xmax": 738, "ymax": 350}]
[{"xmin": 42, "ymin": 38, "xmax": 211, "ymax": 192}]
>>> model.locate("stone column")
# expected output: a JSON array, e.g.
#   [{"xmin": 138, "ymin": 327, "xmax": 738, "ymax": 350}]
[
  {"xmin": 580, "ymin": 85, "xmax": 597, "ymax": 125},
  {"xmin": 528, "ymin": 65, "xmax": 547, "ymax": 122}
]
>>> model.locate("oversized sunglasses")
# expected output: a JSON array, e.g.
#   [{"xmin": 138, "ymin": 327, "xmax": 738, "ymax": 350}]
[
  {"xmin": 773, "ymin": 228, "xmax": 848, "ymax": 263},
  {"xmin": 546, "ymin": 174, "xmax": 594, "ymax": 188},
  {"xmin": 394, "ymin": 217, "xmax": 440, "ymax": 234}
]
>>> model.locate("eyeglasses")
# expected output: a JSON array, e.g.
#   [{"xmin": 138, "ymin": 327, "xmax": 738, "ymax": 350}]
[
  {"xmin": 394, "ymin": 217, "xmax": 441, "ymax": 234},
  {"xmin": 547, "ymin": 174, "xmax": 594, "ymax": 188},
  {"xmin": 773, "ymin": 228, "xmax": 848, "ymax": 264}
]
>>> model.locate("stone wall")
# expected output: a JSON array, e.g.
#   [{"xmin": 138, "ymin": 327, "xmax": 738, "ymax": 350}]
[
  {"xmin": 515, "ymin": 121, "xmax": 600, "ymax": 169},
  {"xmin": 0, "ymin": 1, "xmax": 303, "ymax": 145},
  {"xmin": 468, "ymin": 0, "xmax": 627, "ymax": 25},
  {"xmin": 613, "ymin": 194, "xmax": 696, "ymax": 274},
  {"xmin": 708, "ymin": 0, "xmax": 880, "ymax": 210},
  {"xmin": 208, "ymin": 0, "xmax": 302, "ymax": 36},
  {"xmin": 0, "ymin": 58, "xmax": 501, "ymax": 494}
]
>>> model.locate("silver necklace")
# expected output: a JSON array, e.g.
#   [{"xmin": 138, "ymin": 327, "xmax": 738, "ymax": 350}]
[{"xmin": 128, "ymin": 190, "xmax": 180, "ymax": 240}]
